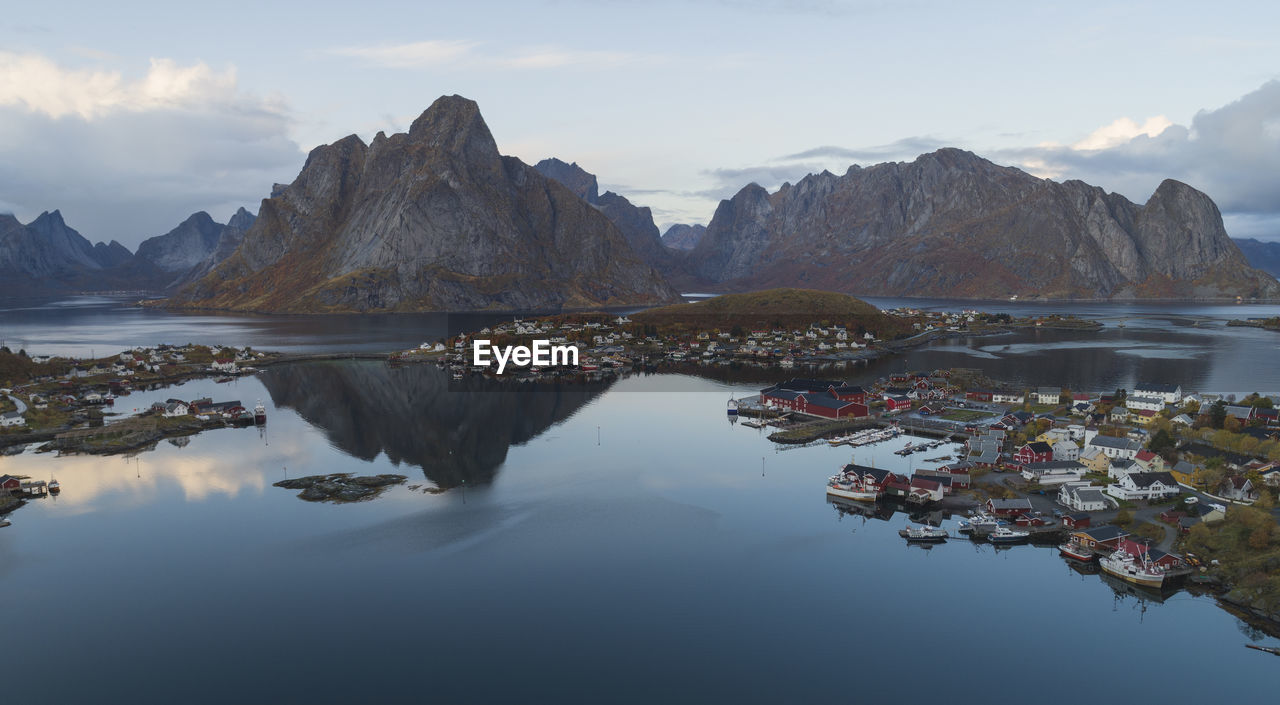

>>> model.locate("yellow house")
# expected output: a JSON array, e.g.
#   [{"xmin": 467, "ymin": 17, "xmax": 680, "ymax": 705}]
[
  {"xmin": 1131, "ymin": 409, "xmax": 1157, "ymax": 426},
  {"xmin": 1134, "ymin": 451, "xmax": 1165, "ymax": 473},
  {"xmin": 1170, "ymin": 460, "xmax": 1200, "ymax": 487},
  {"xmin": 1078, "ymin": 446, "xmax": 1108, "ymax": 475}
]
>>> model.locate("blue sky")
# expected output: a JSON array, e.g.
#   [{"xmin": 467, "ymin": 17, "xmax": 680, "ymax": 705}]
[{"xmin": 3, "ymin": 0, "xmax": 1280, "ymax": 247}]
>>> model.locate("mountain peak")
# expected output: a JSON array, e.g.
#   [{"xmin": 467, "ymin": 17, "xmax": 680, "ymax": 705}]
[
  {"xmin": 407, "ymin": 94, "xmax": 499, "ymax": 163},
  {"xmin": 534, "ymin": 158, "xmax": 600, "ymax": 203}
]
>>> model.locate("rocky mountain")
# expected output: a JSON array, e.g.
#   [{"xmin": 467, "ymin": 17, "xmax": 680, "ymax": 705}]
[
  {"xmin": 0, "ymin": 208, "xmax": 258, "ymax": 297},
  {"xmin": 135, "ymin": 212, "xmax": 225, "ymax": 279},
  {"xmin": 661, "ymin": 224, "xmax": 705, "ymax": 250},
  {"xmin": 170, "ymin": 96, "xmax": 679, "ymax": 313},
  {"xmin": 0, "ymin": 210, "xmax": 155, "ymax": 295},
  {"xmin": 532, "ymin": 158, "xmax": 676, "ymax": 272},
  {"xmin": 1233, "ymin": 238, "xmax": 1280, "ymax": 279},
  {"xmin": 686, "ymin": 149, "xmax": 1280, "ymax": 300},
  {"xmin": 171, "ymin": 208, "xmax": 257, "ymax": 288}
]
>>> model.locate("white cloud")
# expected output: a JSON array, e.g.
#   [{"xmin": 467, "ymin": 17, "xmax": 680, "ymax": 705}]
[
  {"xmin": 1069, "ymin": 115, "xmax": 1173, "ymax": 151},
  {"xmin": 330, "ymin": 39, "xmax": 664, "ymax": 71},
  {"xmin": 329, "ymin": 40, "xmax": 479, "ymax": 69},
  {"xmin": 0, "ymin": 52, "xmax": 251, "ymax": 120},
  {"xmin": 0, "ymin": 52, "xmax": 302, "ymax": 247}
]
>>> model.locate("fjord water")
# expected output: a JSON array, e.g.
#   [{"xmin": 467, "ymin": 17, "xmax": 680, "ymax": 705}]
[{"xmin": 1, "ymin": 300, "xmax": 1280, "ymax": 704}]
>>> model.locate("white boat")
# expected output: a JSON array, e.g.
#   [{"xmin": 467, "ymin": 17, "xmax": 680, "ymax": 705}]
[
  {"xmin": 987, "ymin": 526, "xmax": 1030, "ymax": 544},
  {"xmin": 254, "ymin": 401, "xmax": 267, "ymax": 425},
  {"xmin": 826, "ymin": 471, "xmax": 878, "ymax": 502},
  {"xmin": 0, "ymin": 517, "xmax": 10, "ymax": 528},
  {"xmin": 899, "ymin": 524, "xmax": 948, "ymax": 542},
  {"xmin": 956, "ymin": 514, "xmax": 1000, "ymax": 533},
  {"xmin": 1099, "ymin": 550, "xmax": 1167, "ymax": 588},
  {"xmin": 726, "ymin": 399, "xmax": 739, "ymax": 416}
]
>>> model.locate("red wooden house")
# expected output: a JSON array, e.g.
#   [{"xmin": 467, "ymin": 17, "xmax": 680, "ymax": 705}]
[
  {"xmin": 1, "ymin": 475, "xmax": 22, "ymax": 493},
  {"xmin": 1114, "ymin": 538, "xmax": 1182, "ymax": 570},
  {"xmin": 966, "ymin": 390, "xmax": 995, "ymax": 402},
  {"xmin": 1014, "ymin": 441, "xmax": 1053, "ymax": 466},
  {"xmin": 986, "ymin": 498, "xmax": 1033, "ymax": 517},
  {"xmin": 1061, "ymin": 513, "xmax": 1091, "ymax": 529},
  {"xmin": 884, "ymin": 395, "xmax": 912, "ymax": 412}
]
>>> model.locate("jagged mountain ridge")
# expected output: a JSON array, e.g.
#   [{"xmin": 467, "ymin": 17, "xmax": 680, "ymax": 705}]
[
  {"xmin": 0, "ymin": 208, "xmax": 257, "ymax": 297},
  {"xmin": 1233, "ymin": 238, "xmax": 1280, "ymax": 279},
  {"xmin": 169, "ymin": 96, "xmax": 680, "ymax": 313},
  {"xmin": 685, "ymin": 148, "xmax": 1280, "ymax": 299}
]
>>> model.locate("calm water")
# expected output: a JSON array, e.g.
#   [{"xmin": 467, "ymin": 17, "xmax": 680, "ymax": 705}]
[{"xmin": 2, "ymin": 300, "xmax": 1279, "ymax": 704}]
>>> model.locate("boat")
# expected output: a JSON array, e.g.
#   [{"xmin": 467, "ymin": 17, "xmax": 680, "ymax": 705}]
[
  {"xmin": 987, "ymin": 526, "xmax": 1030, "ymax": 544},
  {"xmin": 1058, "ymin": 540, "xmax": 1093, "ymax": 562},
  {"xmin": 899, "ymin": 525, "xmax": 948, "ymax": 543},
  {"xmin": 48, "ymin": 477, "xmax": 61, "ymax": 493},
  {"xmin": 826, "ymin": 470, "xmax": 878, "ymax": 502},
  {"xmin": 726, "ymin": 399, "xmax": 739, "ymax": 416},
  {"xmin": 253, "ymin": 401, "xmax": 267, "ymax": 425},
  {"xmin": 1099, "ymin": 549, "xmax": 1167, "ymax": 589},
  {"xmin": 956, "ymin": 513, "xmax": 1000, "ymax": 533},
  {"xmin": 0, "ymin": 517, "xmax": 9, "ymax": 528}
]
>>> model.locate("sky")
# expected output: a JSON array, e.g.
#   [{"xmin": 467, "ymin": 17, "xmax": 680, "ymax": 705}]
[{"xmin": 3, "ymin": 0, "xmax": 1280, "ymax": 249}]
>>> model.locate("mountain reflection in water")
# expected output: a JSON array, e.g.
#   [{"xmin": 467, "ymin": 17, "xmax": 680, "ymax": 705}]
[{"xmin": 257, "ymin": 360, "xmax": 614, "ymax": 488}]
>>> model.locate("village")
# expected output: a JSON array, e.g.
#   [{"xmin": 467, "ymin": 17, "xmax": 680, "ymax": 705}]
[
  {"xmin": 732, "ymin": 369, "xmax": 1280, "ymax": 618},
  {"xmin": 396, "ymin": 305, "xmax": 1101, "ymax": 379}
]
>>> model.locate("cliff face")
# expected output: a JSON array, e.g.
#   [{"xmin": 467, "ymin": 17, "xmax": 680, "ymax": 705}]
[
  {"xmin": 135, "ymin": 211, "xmax": 226, "ymax": 277},
  {"xmin": 661, "ymin": 224, "xmax": 706, "ymax": 250},
  {"xmin": 171, "ymin": 96, "xmax": 680, "ymax": 313},
  {"xmin": 686, "ymin": 149, "xmax": 1280, "ymax": 299}
]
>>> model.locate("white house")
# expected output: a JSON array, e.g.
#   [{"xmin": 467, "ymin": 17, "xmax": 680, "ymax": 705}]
[
  {"xmin": 1058, "ymin": 481, "xmax": 1111, "ymax": 512},
  {"xmin": 1052, "ymin": 441, "xmax": 1080, "ymax": 462},
  {"xmin": 1125, "ymin": 395, "xmax": 1165, "ymax": 412},
  {"xmin": 0, "ymin": 411, "xmax": 26, "ymax": 427},
  {"xmin": 1021, "ymin": 460, "xmax": 1085, "ymax": 485},
  {"xmin": 992, "ymin": 391, "xmax": 1024, "ymax": 405},
  {"xmin": 1106, "ymin": 471, "xmax": 1180, "ymax": 501},
  {"xmin": 1034, "ymin": 387, "xmax": 1061, "ymax": 405},
  {"xmin": 1133, "ymin": 383, "xmax": 1182, "ymax": 405},
  {"xmin": 1108, "ymin": 458, "xmax": 1138, "ymax": 480},
  {"xmin": 162, "ymin": 401, "xmax": 189, "ymax": 418},
  {"xmin": 1088, "ymin": 435, "xmax": 1141, "ymax": 460}
]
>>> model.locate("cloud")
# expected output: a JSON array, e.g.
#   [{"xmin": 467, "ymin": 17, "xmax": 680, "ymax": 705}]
[
  {"xmin": 0, "ymin": 52, "xmax": 301, "ymax": 248},
  {"xmin": 329, "ymin": 40, "xmax": 479, "ymax": 69},
  {"xmin": 330, "ymin": 40, "xmax": 664, "ymax": 71},
  {"xmin": 778, "ymin": 136, "xmax": 950, "ymax": 162},
  {"xmin": 996, "ymin": 80, "xmax": 1280, "ymax": 226}
]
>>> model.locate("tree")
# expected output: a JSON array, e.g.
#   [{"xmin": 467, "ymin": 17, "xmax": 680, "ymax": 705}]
[
  {"xmin": 1249, "ymin": 525, "xmax": 1272, "ymax": 550},
  {"xmin": 1149, "ymin": 429, "xmax": 1176, "ymax": 456},
  {"xmin": 1225, "ymin": 416, "xmax": 1242, "ymax": 434},
  {"xmin": 1209, "ymin": 400, "xmax": 1227, "ymax": 429},
  {"xmin": 1115, "ymin": 508, "xmax": 1134, "ymax": 525}
]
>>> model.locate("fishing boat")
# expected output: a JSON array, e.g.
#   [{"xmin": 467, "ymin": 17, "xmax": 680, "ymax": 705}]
[
  {"xmin": 726, "ymin": 399, "xmax": 739, "ymax": 416},
  {"xmin": 1099, "ymin": 550, "xmax": 1167, "ymax": 588},
  {"xmin": 48, "ymin": 477, "xmax": 61, "ymax": 493},
  {"xmin": 1058, "ymin": 539, "xmax": 1094, "ymax": 562},
  {"xmin": 987, "ymin": 526, "xmax": 1030, "ymax": 544},
  {"xmin": 254, "ymin": 401, "xmax": 267, "ymax": 425},
  {"xmin": 0, "ymin": 517, "xmax": 9, "ymax": 528},
  {"xmin": 899, "ymin": 525, "xmax": 948, "ymax": 543},
  {"xmin": 826, "ymin": 470, "xmax": 878, "ymax": 502},
  {"xmin": 956, "ymin": 513, "xmax": 1000, "ymax": 533}
]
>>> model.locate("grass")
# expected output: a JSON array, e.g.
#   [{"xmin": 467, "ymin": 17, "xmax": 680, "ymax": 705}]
[{"xmin": 939, "ymin": 409, "xmax": 991, "ymax": 422}]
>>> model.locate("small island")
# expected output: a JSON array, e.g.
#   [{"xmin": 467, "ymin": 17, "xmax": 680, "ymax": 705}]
[{"xmin": 273, "ymin": 473, "xmax": 408, "ymax": 502}]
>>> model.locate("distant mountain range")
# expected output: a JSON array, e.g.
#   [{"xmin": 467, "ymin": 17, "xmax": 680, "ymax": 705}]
[
  {"xmin": 5, "ymin": 94, "xmax": 1279, "ymax": 307},
  {"xmin": 1233, "ymin": 238, "xmax": 1280, "ymax": 279},
  {"xmin": 0, "ymin": 208, "xmax": 255, "ymax": 297}
]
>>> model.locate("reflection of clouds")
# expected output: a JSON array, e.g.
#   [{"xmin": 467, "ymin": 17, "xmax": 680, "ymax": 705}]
[{"xmin": 0, "ymin": 428, "xmax": 317, "ymax": 514}]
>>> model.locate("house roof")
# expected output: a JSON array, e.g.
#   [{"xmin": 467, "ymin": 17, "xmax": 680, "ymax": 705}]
[
  {"xmin": 1024, "ymin": 441, "xmax": 1053, "ymax": 454},
  {"xmin": 1135, "ymin": 451, "xmax": 1157, "ymax": 462},
  {"xmin": 1135, "ymin": 383, "xmax": 1180, "ymax": 394},
  {"xmin": 799, "ymin": 393, "xmax": 856, "ymax": 410},
  {"xmin": 1125, "ymin": 471, "xmax": 1178, "ymax": 488},
  {"xmin": 1089, "ymin": 435, "xmax": 1141, "ymax": 451}
]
